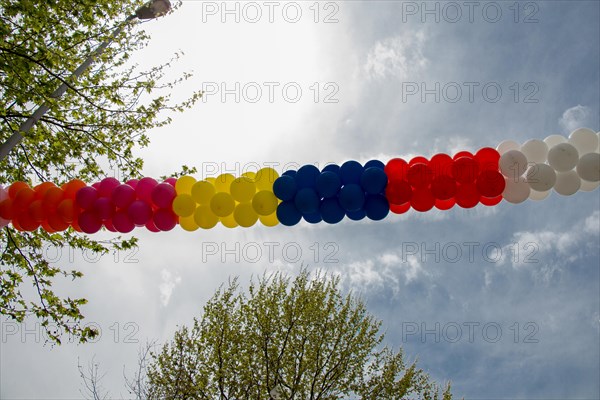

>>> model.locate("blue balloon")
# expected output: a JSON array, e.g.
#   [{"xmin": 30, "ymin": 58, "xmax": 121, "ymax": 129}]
[
  {"xmin": 346, "ymin": 209, "xmax": 366, "ymax": 221},
  {"xmin": 294, "ymin": 188, "xmax": 320, "ymax": 214},
  {"xmin": 360, "ymin": 167, "xmax": 388, "ymax": 194},
  {"xmin": 282, "ymin": 170, "xmax": 297, "ymax": 177},
  {"xmin": 322, "ymin": 164, "xmax": 341, "ymax": 176},
  {"xmin": 364, "ymin": 194, "xmax": 390, "ymax": 221},
  {"xmin": 338, "ymin": 184, "xmax": 365, "ymax": 212},
  {"xmin": 276, "ymin": 201, "xmax": 302, "ymax": 226},
  {"xmin": 364, "ymin": 160, "xmax": 385, "ymax": 170},
  {"xmin": 316, "ymin": 171, "xmax": 341, "ymax": 198},
  {"xmin": 273, "ymin": 175, "xmax": 297, "ymax": 201},
  {"xmin": 295, "ymin": 165, "xmax": 320, "ymax": 189},
  {"xmin": 340, "ymin": 160, "xmax": 364, "ymax": 184},
  {"xmin": 320, "ymin": 198, "xmax": 345, "ymax": 224},
  {"xmin": 303, "ymin": 212, "xmax": 322, "ymax": 224}
]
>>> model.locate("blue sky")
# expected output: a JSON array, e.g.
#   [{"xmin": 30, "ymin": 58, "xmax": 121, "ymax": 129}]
[{"xmin": 1, "ymin": 1, "xmax": 599, "ymax": 399}]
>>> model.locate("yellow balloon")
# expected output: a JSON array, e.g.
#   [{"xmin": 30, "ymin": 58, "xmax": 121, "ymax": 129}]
[
  {"xmin": 259, "ymin": 211, "xmax": 279, "ymax": 227},
  {"xmin": 242, "ymin": 171, "xmax": 256, "ymax": 180},
  {"xmin": 172, "ymin": 194, "xmax": 196, "ymax": 217},
  {"xmin": 191, "ymin": 180, "xmax": 215, "ymax": 205},
  {"xmin": 205, "ymin": 177, "xmax": 216, "ymax": 184},
  {"xmin": 233, "ymin": 202, "xmax": 258, "ymax": 228},
  {"xmin": 175, "ymin": 175, "xmax": 196, "ymax": 194},
  {"xmin": 210, "ymin": 192, "xmax": 235, "ymax": 217},
  {"xmin": 179, "ymin": 215, "xmax": 199, "ymax": 231},
  {"xmin": 214, "ymin": 173, "xmax": 235, "ymax": 193},
  {"xmin": 230, "ymin": 177, "xmax": 256, "ymax": 203},
  {"xmin": 194, "ymin": 205, "xmax": 219, "ymax": 229},
  {"xmin": 252, "ymin": 190, "xmax": 278, "ymax": 215},
  {"xmin": 255, "ymin": 168, "xmax": 279, "ymax": 191},
  {"xmin": 220, "ymin": 213, "xmax": 238, "ymax": 228}
]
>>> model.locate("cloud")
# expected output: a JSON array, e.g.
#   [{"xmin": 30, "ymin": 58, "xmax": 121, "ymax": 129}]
[
  {"xmin": 364, "ymin": 30, "xmax": 428, "ymax": 80},
  {"xmin": 159, "ymin": 269, "xmax": 182, "ymax": 307},
  {"xmin": 559, "ymin": 105, "xmax": 594, "ymax": 133}
]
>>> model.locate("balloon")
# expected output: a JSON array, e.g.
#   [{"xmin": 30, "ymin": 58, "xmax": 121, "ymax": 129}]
[
  {"xmin": 407, "ymin": 163, "xmax": 433, "ymax": 188},
  {"xmin": 525, "ymin": 163, "xmax": 557, "ymax": 192},
  {"xmin": 0, "ymin": 186, "xmax": 8, "ymax": 202},
  {"xmin": 47, "ymin": 213, "xmax": 69, "ymax": 231},
  {"xmin": 386, "ymin": 180, "xmax": 412, "ymax": 204},
  {"xmin": 175, "ymin": 175, "xmax": 196, "ymax": 194},
  {"xmin": 277, "ymin": 201, "xmax": 302, "ymax": 226},
  {"xmin": 255, "ymin": 168, "xmax": 280, "ymax": 191},
  {"xmin": 14, "ymin": 188, "xmax": 35, "ymax": 210},
  {"xmin": 179, "ymin": 215, "xmax": 199, "ymax": 232},
  {"xmin": 233, "ymin": 203, "xmax": 258, "ymax": 228},
  {"xmin": 125, "ymin": 179, "xmax": 139, "ymax": 188},
  {"xmin": 220, "ymin": 213, "xmax": 239, "ymax": 228},
  {"xmin": 191, "ymin": 180, "xmax": 216, "ymax": 205},
  {"xmin": 282, "ymin": 170, "xmax": 297, "ymax": 177},
  {"xmin": 364, "ymin": 194, "xmax": 389, "ymax": 220},
  {"xmin": 453, "ymin": 151, "xmax": 473, "ymax": 160},
  {"xmin": 554, "ymin": 170, "xmax": 581, "ymax": 196},
  {"xmin": 128, "ymin": 200, "xmax": 152, "ymax": 226},
  {"xmin": 57, "ymin": 199, "xmax": 76, "ymax": 223},
  {"xmin": 259, "ymin": 212, "xmax": 280, "ymax": 227},
  {"xmin": 479, "ymin": 195, "xmax": 502, "ymax": 206},
  {"xmin": 340, "ymin": 161, "xmax": 363, "ymax": 185},
  {"xmin": 145, "ymin": 219, "xmax": 160, "ymax": 233},
  {"xmin": 322, "ymin": 164, "xmax": 341, "ymax": 175},
  {"xmin": 502, "ymin": 177, "xmax": 530, "ymax": 204},
  {"xmin": 346, "ymin": 208, "xmax": 366, "ymax": 221},
  {"xmin": 364, "ymin": 160, "xmax": 385, "ymax": 170},
  {"xmin": 547, "ymin": 143, "xmax": 579, "ymax": 172},
  {"xmin": 476, "ymin": 170, "xmax": 505, "ymax": 198},
  {"xmin": 136, "ymin": 177, "xmax": 158, "ymax": 202},
  {"xmin": 212, "ymin": 174, "xmax": 234, "ymax": 193},
  {"xmin": 103, "ymin": 219, "xmax": 117, "ymax": 233},
  {"xmin": 34, "ymin": 182, "xmax": 55, "ymax": 201},
  {"xmin": 242, "ymin": 171, "xmax": 256, "ymax": 180},
  {"xmin": 1, "ymin": 199, "xmax": 15, "ymax": 220},
  {"xmin": 520, "ymin": 139, "xmax": 548, "ymax": 164},
  {"xmin": 8, "ymin": 182, "xmax": 29, "ymax": 199},
  {"xmin": 385, "ymin": 158, "xmax": 409, "ymax": 181},
  {"xmin": 576, "ymin": 153, "xmax": 600, "ymax": 182},
  {"xmin": 151, "ymin": 183, "xmax": 176, "ymax": 208},
  {"xmin": 452, "ymin": 157, "xmax": 479, "ymax": 184},
  {"xmin": 75, "ymin": 186, "xmax": 97, "ymax": 210},
  {"xmin": 499, "ymin": 150, "xmax": 528, "ymax": 178},
  {"xmin": 435, "ymin": 198, "xmax": 456, "ymax": 210},
  {"xmin": 172, "ymin": 194, "xmax": 196, "ymax": 217},
  {"xmin": 98, "ymin": 177, "xmax": 120, "ymax": 198},
  {"xmin": 455, "ymin": 183, "xmax": 480, "ymax": 209},
  {"xmin": 360, "ymin": 167, "xmax": 388, "ymax": 194},
  {"xmin": 28, "ymin": 200, "xmax": 45, "ymax": 222},
  {"xmin": 496, "ymin": 140, "xmax": 520, "ymax": 155},
  {"xmin": 153, "ymin": 208, "xmax": 177, "ymax": 231},
  {"xmin": 230, "ymin": 177, "xmax": 256, "ymax": 203},
  {"xmin": 429, "ymin": 154, "xmax": 454, "ymax": 177},
  {"xmin": 210, "ymin": 192, "xmax": 235, "ymax": 217},
  {"xmin": 568, "ymin": 128, "xmax": 598, "ymax": 156},
  {"xmin": 40, "ymin": 220, "xmax": 56, "ymax": 233},
  {"xmin": 252, "ymin": 190, "xmax": 278, "ymax": 216},
  {"xmin": 320, "ymin": 198, "xmax": 345, "ymax": 224},
  {"xmin": 112, "ymin": 210, "xmax": 135, "ymax": 233},
  {"xmin": 92, "ymin": 197, "xmax": 114, "ymax": 221},
  {"xmin": 273, "ymin": 175, "xmax": 297, "ymax": 201},
  {"xmin": 112, "ymin": 184, "xmax": 136, "ymax": 209},
  {"xmin": 316, "ymin": 171, "xmax": 341, "ymax": 198},
  {"xmin": 16, "ymin": 212, "xmax": 40, "ymax": 231},
  {"xmin": 339, "ymin": 184, "xmax": 365, "ymax": 212},
  {"xmin": 529, "ymin": 189, "xmax": 551, "ymax": 201},
  {"xmin": 294, "ymin": 188, "xmax": 320, "ymax": 214},
  {"xmin": 78, "ymin": 210, "xmax": 102, "ymax": 234},
  {"xmin": 410, "ymin": 188, "xmax": 435, "ymax": 212},
  {"xmin": 409, "ymin": 156, "xmax": 429, "ymax": 166},
  {"xmin": 164, "ymin": 177, "xmax": 177, "ymax": 187},
  {"xmin": 580, "ymin": 179, "xmax": 600, "ymax": 192},
  {"xmin": 543, "ymin": 134, "xmax": 566, "ymax": 148},
  {"xmin": 295, "ymin": 165, "xmax": 320, "ymax": 189},
  {"xmin": 431, "ymin": 175, "xmax": 457, "ymax": 200},
  {"xmin": 62, "ymin": 180, "xmax": 84, "ymax": 200},
  {"xmin": 475, "ymin": 148, "xmax": 500, "ymax": 171},
  {"xmin": 194, "ymin": 205, "xmax": 219, "ymax": 229}
]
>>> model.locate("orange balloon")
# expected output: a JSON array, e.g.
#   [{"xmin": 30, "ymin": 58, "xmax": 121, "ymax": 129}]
[
  {"xmin": 41, "ymin": 220, "xmax": 56, "ymax": 233},
  {"xmin": 14, "ymin": 188, "xmax": 35, "ymax": 211},
  {"xmin": 57, "ymin": 199, "xmax": 76, "ymax": 223},
  {"xmin": 8, "ymin": 182, "xmax": 29, "ymax": 199},
  {"xmin": 47, "ymin": 213, "xmax": 69, "ymax": 231},
  {"xmin": 11, "ymin": 217, "xmax": 23, "ymax": 231},
  {"xmin": 70, "ymin": 217, "xmax": 82, "ymax": 232},
  {"xmin": 0, "ymin": 199, "xmax": 15, "ymax": 220},
  {"xmin": 62, "ymin": 179, "xmax": 86, "ymax": 200},
  {"xmin": 42, "ymin": 187, "xmax": 65, "ymax": 214},
  {"xmin": 28, "ymin": 200, "xmax": 45, "ymax": 222},
  {"xmin": 34, "ymin": 182, "xmax": 56, "ymax": 200},
  {"xmin": 16, "ymin": 212, "xmax": 40, "ymax": 231}
]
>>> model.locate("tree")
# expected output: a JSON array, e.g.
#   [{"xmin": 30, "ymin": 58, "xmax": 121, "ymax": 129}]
[
  {"xmin": 146, "ymin": 269, "xmax": 453, "ymax": 399},
  {"xmin": 0, "ymin": 0, "xmax": 201, "ymax": 343}
]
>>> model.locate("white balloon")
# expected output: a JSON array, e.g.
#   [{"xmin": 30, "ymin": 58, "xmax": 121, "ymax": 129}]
[
  {"xmin": 526, "ymin": 163, "xmax": 557, "ymax": 192},
  {"xmin": 496, "ymin": 140, "xmax": 520, "ymax": 155},
  {"xmin": 544, "ymin": 134, "xmax": 566, "ymax": 148},
  {"xmin": 547, "ymin": 143, "xmax": 579, "ymax": 172},
  {"xmin": 521, "ymin": 139, "xmax": 548, "ymax": 163},
  {"xmin": 576, "ymin": 153, "xmax": 600, "ymax": 182},
  {"xmin": 529, "ymin": 189, "xmax": 551, "ymax": 201},
  {"xmin": 554, "ymin": 171, "xmax": 581, "ymax": 196},
  {"xmin": 580, "ymin": 179, "xmax": 600, "ymax": 192},
  {"xmin": 499, "ymin": 150, "xmax": 528, "ymax": 178},
  {"xmin": 503, "ymin": 177, "xmax": 530, "ymax": 204},
  {"xmin": 568, "ymin": 128, "xmax": 599, "ymax": 156}
]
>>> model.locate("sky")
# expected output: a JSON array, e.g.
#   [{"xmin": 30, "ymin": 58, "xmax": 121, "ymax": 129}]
[{"xmin": 1, "ymin": 0, "xmax": 599, "ymax": 399}]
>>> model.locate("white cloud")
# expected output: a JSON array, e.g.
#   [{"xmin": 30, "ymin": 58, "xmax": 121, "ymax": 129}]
[
  {"xmin": 159, "ymin": 269, "xmax": 182, "ymax": 307},
  {"xmin": 364, "ymin": 30, "xmax": 428, "ymax": 80},
  {"xmin": 559, "ymin": 105, "xmax": 594, "ymax": 133}
]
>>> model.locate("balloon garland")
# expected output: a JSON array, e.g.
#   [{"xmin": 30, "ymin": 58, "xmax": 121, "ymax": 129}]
[{"xmin": 0, "ymin": 129, "xmax": 598, "ymax": 233}]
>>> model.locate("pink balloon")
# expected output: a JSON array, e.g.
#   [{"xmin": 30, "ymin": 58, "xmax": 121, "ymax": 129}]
[
  {"xmin": 127, "ymin": 200, "xmax": 152, "ymax": 226},
  {"xmin": 136, "ymin": 177, "xmax": 158, "ymax": 202},
  {"xmin": 151, "ymin": 183, "xmax": 176, "ymax": 208},
  {"xmin": 164, "ymin": 177, "xmax": 177, "ymax": 187},
  {"xmin": 92, "ymin": 197, "xmax": 114, "ymax": 221},
  {"xmin": 75, "ymin": 186, "xmax": 98, "ymax": 210},
  {"xmin": 92, "ymin": 182, "xmax": 101, "ymax": 190},
  {"xmin": 112, "ymin": 184, "xmax": 136, "ymax": 209},
  {"xmin": 78, "ymin": 210, "xmax": 102, "ymax": 234},
  {"xmin": 145, "ymin": 218, "xmax": 160, "ymax": 233},
  {"xmin": 104, "ymin": 219, "xmax": 117, "ymax": 232},
  {"xmin": 125, "ymin": 179, "xmax": 139, "ymax": 189},
  {"xmin": 98, "ymin": 177, "xmax": 120, "ymax": 198},
  {"xmin": 153, "ymin": 208, "xmax": 177, "ymax": 231},
  {"xmin": 113, "ymin": 210, "xmax": 135, "ymax": 233}
]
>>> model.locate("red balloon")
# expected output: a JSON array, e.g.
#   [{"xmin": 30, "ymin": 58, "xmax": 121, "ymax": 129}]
[
  {"xmin": 28, "ymin": 200, "xmax": 45, "ymax": 222},
  {"xmin": 480, "ymin": 195, "xmax": 503, "ymax": 206},
  {"xmin": 14, "ymin": 188, "xmax": 35, "ymax": 211},
  {"xmin": 151, "ymin": 183, "xmax": 176, "ymax": 209},
  {"xmin": 452, "ymin": 157, "xmax": 479, "ymax": 184},
  {"xmin": 112, "ymin": 210, "xmax": 135, "ymax": 233},
  {"xmin": 57, "ymin": 199, "xmax": 77, "ymax": 223},
  {"xmin": 125, "ymin": 179, "xmax": 139, "ymax": 189},
  {"xmin": 92, "ymin": 197, "xmax": 114, "ymax": 221},
  {"xmin": 8, "ymin": 182, "xmax": 29, "ymax": 199},
  {"xmin": 476, "ymin": 170, "xmax": 506, "ymax": 198},
  {"xmin": 409, "ymin": 156, "xmax": 428, "ymax": 166},
  {"xmin": 112, "ymin": 184, "xmax": 136, "ymax": 209},
  {"xmin": 62, "ymin": 180, "xmax": 86, "ymax": 200},
  {"xmin": 136, "ymin": 177, "xmax": 158, "ymax": 202},
  {"xmin": 475, "ymin": 147, "xmax": 501, "ymax": 171},
  {"xmin": 430, "ymin": 175, "xmax": 457, "ymax": 200},
  {"xmin": 34, "ymin": 182, "xmax": 56, "ymax": 200},
  {"xmin": 455, "ymin": 183, "xmax": 480, "ymax": 208},
  {"xmin": 453, "ymin": 151, "xmax": 473, "ymax": 160},
  {"xmin": 75, "ymin": 186, "xmax": 98, "ymax": 210},
  {"xmin": 128, "ymin": 200, "xmax": 152, "ymax": 226},
  {"xmin": 435, "ymin": 198, "xmax": 456, "ymax": 210},
  {"xmin": 104, "ymin": 219, "xmax": 117, "ymax": 232},
  {"xmin": 429, "ymin": 154, "xmax": 453, "ymax": 177},
  {"xmin": 385, "ymin": 180, "xmax": 412, "ymax": 205},
  {"xmin": 78, "ymin": 210, "xmax": 102, "ymax": 234},
  {"xmin": 16, "ymin": 211, "xmax": 40, "ymax": 231},
  {"xmin": 390, "ymin": 202, "xmax": 411, "ymax": 214},
  {"xmin": 43, "ymin": 187, "xmax": 65, "ymax": 213},
  {"xmin": 385, "ymin": 158, "xmax": 409, "ymax": 181},
  {"xmin": 407, "ymin": 163, "xmax": 433, "ymax": 189},
  {"xmin": 47, "ymin": 213, "xmax": 69, "ymax": 231},
  {"xmin": 153, "ymin": 208, "xmax": 177, "ymax": 231},
  {"xmin": 410, "ymin": 188, "xmax": 435, "ymax": 212},
  {"xmin": 98, "ymin": 177, "xmax": 120, "ymax": 198},
  {"xmin": 164, "ymin": 177, "xmax": 177, "ymax": 187},
  {"xmin": 145, "ymin": 219, "xmax": 160, "ymax": 233},
  {"xmin": 41, "ymin": 220, "xmax": 56, "ymax": 233},
  {"xmin": 0, "ymin": 199, "xmax": 15, "ymax": 220},
  {"xmin": 92, "ymin": 182, "xmax": 101, "ymax": 190}
]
